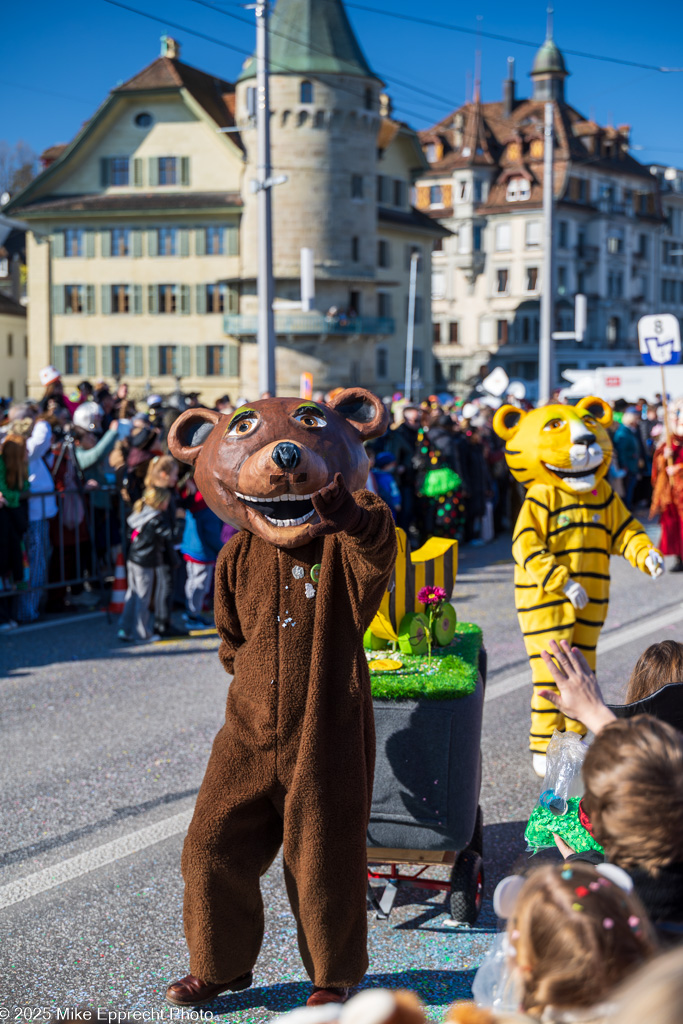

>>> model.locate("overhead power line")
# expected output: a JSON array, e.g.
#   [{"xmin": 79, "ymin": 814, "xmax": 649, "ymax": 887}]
[{"xmin": 342, "ymin": 1, "xmax": 683, "ymax": 74}]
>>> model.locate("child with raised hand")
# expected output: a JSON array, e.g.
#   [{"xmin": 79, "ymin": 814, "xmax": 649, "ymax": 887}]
[
  {"xmin": 537, "ymin": 640, "xmax": 683, "ymax": 945},
  {"xmin": 118, "ymin": 485, "xmax": 173, "ymax": 643},
  {"xmin": 474, "ymin": 862, "xmax": 654, "ymax": 1022}
]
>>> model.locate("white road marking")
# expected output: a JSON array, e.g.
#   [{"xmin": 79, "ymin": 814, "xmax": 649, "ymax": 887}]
[
  {"xmin": 0, "ymin": 809, "xmax": 193, "ymax": 910},
  {"xmin": 485, "ymin": 603, "xmax": 683, "ymax": 702},
  {"xmin": 3, "ymin": 610, "xmax": 106, "ymax": 636}
]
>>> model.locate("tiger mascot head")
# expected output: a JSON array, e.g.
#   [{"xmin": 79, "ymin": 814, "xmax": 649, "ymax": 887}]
[{"xmin": 492, "ymin": 396, "xmax": 613, "ymax": 494}]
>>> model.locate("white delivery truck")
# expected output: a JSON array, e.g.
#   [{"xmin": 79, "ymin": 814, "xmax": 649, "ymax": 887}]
[{"xmin": 561, "ymin": 366, "xmax": 683, "ymax": 404}]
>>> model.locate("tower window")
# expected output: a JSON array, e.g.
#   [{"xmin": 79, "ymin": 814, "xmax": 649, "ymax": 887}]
[
  {"xmin": 300, "ymin": 81, "xmax": 313, "ymax": 104},
  {"xmin": 351, "ymin": 175, "xmax": 364, "ymax": 199},
  {"xmin": 364, "ymin": 87, "xmax": 373, "ymax": 111},
  {"xmin": 351, "ymin": 236, "xmax": 360, "ymax": 262}
]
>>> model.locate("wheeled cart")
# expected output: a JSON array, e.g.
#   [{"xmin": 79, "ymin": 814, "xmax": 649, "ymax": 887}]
[{"xmin": 367, "ymin": 651, "xmax": 486, "ymax": 926}]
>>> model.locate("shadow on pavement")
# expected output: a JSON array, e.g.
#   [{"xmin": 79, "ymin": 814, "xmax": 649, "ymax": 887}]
[{"xmin": 205, "ymin": 969, "xmax": 477, "ymax": 1014}]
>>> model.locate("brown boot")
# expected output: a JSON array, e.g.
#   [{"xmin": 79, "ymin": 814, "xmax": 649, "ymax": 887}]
[
  {"xmin": 165, "ymin": 971, "xmax": 253, "ymax": 1007},
  {"xmin": 306, "ymin": 987, "xmax": 350, "ymax": 1006}
]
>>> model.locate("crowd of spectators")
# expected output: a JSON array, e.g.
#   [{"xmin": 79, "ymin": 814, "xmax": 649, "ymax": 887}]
[{"xmin": 0, "ymin": 373, "xmax": 679, "ymax": 635}]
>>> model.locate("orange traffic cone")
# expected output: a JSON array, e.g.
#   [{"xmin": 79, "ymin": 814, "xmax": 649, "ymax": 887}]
[{"xmin": 108, "ymin": 552, "xmax": 127, "ymax": 615}]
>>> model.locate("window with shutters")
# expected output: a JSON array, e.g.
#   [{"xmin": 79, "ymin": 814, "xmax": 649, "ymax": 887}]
[
  {"xmin": 110, "ymin": 158, "xmax": 129, "ymax": 186},
  {"xmin": 300, "ymin": 80, "xmax": 313, "ymax": 104},
  {"xmin": 449, "ymin": 363, "xmax": 462, "ymax": 383},
  {"xmin": 432, "ymin": 322, "xmax": 441, "ymax": 345},
  {"xmin": 429, "ymin": 185, "xmax": 443, "ymax": 207},
  {"xmin": 497, "ymin": 319, "xmax": 509, "ymax": 344},
  {"xmin": 525, "ymin": 221, "xmax": 541, "ymax": 248},
  {"xmin": 158, "ymin": 285, "xmax": 178, "ymax": 313},
  {"xmin": 158, "ymin": 345, "xmax": 176, "ymax": 375},
  {"xmin": 393, "ymin": 180, "xmax": 405, "ymax": 207},
  {"xmin": 351, "ymin": 236, "xmax": 360, "ymax": 262},
  {"xmin": 206, "ymin": 227, "xmax": 225, "ymax": 255},
  {"xmin": 473, "ymin": 225, "xmax": 482, "ymax": 251},
  {"xmin": 205, "ymin": 283, "xmax": 228, "ymax": 313},
  {"xmin": 377, "ymin": 292, "xmax": 391, "ymax": 318},
  {"xmin": 65, "ymin": 285, "xmax": 85, "ymax": 313},
  {"xmin": 112, "ymin": 346, "xmax": 129, "ymax": 377},
  {"xmin": 158, "ymin": 157, "xmax": 177, "ymax": 186},
  {"xmin": 495, "ymin": 224, "xmax": 511, "ymax": 251},
  {"xmin": 449, "ymin": 322, "xmax": 459, "ymax": 344},
  {"xmin": 376, "ymin": 175, "xmax": 389, "ymax": 204},
  {"xmin": 558, "ymin": 220, "xmax": 569, "ymax": 248},
  {"xmin": 526, "ymin": 267, "xmax": 539, "ymax": 292},
  {"xmin": 377, "ymin": 239, "xmax": 390, "ymax": 267},
  {"xmin": 64, "ymin": 229, "xmax": 83, "ymax": 257},
  {"xmin": 351, "ymin": 174, "xmax": 364, "ymax": 199},
  {"xmin": 376, "ymin": 347, "xmax": 388, "ymax": 378},
  {"xmin": 496, "ymin": 268, "xmax": 509, "ymax": 294},
  {"xmin": 606, "ymin": 317, "xmax": 620, "ymax": 346},
  {"xmin": 158, "ymin": 227, "xmax": 177, "ymax": 256},
  {"xmin": 65, "ymin": 345, "xmax": 82, "ymax": 375},
  {"xmin": 206, "ymin": 345, "xmax": 224, "ymax": 376},
  {"xmin": 111, "ymin": 228, "xmax": 130, "ymax": 256},
  {"xmin": 110, "ymin": 285, "xmax": 132, "ymax": 313}
]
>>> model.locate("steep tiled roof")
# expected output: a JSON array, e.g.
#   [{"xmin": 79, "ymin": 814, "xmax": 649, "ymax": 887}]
[
  {"xmin": 12, "ymin": 192, "xmax": 243, "ymax": 216},
  {"xmin": 117, "ymin": 56, "xmax": 238, "ymax": 133}
]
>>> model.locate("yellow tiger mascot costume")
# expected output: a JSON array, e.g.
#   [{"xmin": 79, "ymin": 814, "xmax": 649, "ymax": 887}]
[{"xmin": 493, "ymin": 396, "xmax": 664, "ymax": 773}]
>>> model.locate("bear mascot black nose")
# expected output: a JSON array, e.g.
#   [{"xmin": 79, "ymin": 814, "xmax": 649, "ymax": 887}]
[
  {"xmin": 272, "ymin": 442, "xmax": 301, "ymax": 471},
  {"xmin": 575, "ymin": 432, "xmax": 596, "ymax": 447}
]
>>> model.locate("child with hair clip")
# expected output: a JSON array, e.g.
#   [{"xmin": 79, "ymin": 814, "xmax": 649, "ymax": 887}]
[
  {"xmin": 118, "ymin": 485, "xmax": 173, "ymax": 643},
  {"xmin": 471, "ymin": 862, "xmax": 655, "ymax": 1023}
]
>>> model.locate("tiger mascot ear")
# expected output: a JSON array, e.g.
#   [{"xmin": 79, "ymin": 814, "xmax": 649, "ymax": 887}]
[
  {"xmin": 576, "ymin": 395, "xmax": 613, "ymax": 427},
  {"xmin": 493, "ymin": 404, "xmax": 527, "ymax": 441}
]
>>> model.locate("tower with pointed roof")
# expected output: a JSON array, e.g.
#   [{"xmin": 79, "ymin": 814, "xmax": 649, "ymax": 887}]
[{"xmin": 530, "ymin": 10, "xmax": 569, "ymax": 103}]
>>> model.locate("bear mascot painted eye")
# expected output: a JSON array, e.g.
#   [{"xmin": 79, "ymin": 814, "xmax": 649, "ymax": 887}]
[
  {"xmin": 493, "ymin": 396, "xmax": 663, "ymax": 775},
  {"xmin": 164, "ymin": 388, "xmax": 397, "ymax": 1006}
]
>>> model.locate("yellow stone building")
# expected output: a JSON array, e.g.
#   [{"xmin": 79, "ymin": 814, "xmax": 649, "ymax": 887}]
[
  {"xmin": 0, "ymin": 295, "xmax": 27, "ymax": 400},
  {"xmin": 6, "ymin": 1, "xmax": 443, "ymax": 404}
]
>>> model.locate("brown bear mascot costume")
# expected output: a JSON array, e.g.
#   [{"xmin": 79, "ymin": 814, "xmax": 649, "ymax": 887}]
[{"xmin": 165, "ymin": 388, "xmax": 396, "ymax": 1008}]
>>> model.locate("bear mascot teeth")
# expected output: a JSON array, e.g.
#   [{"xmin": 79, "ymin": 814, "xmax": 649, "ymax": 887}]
[
  {"xmin": 165, "ymin": 388, "xmax": 397, "ymax": 1007},
  {"xmin": 493, "ymin": 396, "xmax": 663, "ymax": 775}
]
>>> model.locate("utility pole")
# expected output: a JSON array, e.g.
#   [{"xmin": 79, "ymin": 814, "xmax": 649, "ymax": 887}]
[
  {"xmin": 404, "ymin": 250, "xmax": 420, "ymax": 402},
  {"xmin": 538, "ymin": 101, "xmax": 555, "ymax": 404},
  {"xmin": 255, "ymin": 0, "xmax": 276, "ymax": 396}
]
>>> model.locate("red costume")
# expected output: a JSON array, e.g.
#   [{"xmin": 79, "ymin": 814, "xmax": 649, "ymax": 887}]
[{"xmin": 651, "ymin": 438, "xmax": 683, "ymax": 557}]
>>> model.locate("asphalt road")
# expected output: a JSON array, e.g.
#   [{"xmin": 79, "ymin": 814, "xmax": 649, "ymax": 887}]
[{"xmin": 2, "ymin": 518, "xmax": 681, "ymax": 1021}]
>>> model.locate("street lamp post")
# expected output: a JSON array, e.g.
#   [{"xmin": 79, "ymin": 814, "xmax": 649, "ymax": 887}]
[
  {"xmin": 404, "ymin": 250, "xmax": 420, "ymax": 402},
  {"xmin": 255, "ymin": 0, "xmax": 276, "ymax": 396},
  {"xmin": 538, "ymin": 101, "xmax": 555, "ymax": 405}
]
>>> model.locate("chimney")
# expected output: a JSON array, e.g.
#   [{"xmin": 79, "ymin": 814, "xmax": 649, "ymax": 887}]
[
  {"xmin": 503, "ymin": 57, "xmax": 515, "ymax": 118},
  {"xmin": 160, "ymin": 35, "xmax": 180, "ymax": 59}
]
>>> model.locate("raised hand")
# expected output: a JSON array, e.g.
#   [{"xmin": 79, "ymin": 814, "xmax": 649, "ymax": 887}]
[
  {"xmin": 308, "ymin": 473, "xmax": 366, "ymax": 539},
  {"xmin": 538, "ymin": 639, "xmax": 616, "ymax": 736}
]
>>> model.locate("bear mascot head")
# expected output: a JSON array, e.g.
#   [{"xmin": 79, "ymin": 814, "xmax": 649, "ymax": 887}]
[
  {"xmin": 493, "ymin": 395, "xmax": 614, "ymax": 495},
  {"xmin": 167, "ymin": 387, "xmax": 389, "ymax": 549}
]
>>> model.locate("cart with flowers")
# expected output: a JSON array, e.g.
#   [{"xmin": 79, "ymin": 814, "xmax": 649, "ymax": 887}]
[{"xmin": 365, "ymin": 529, "xmax": 485, "ymax": 926}]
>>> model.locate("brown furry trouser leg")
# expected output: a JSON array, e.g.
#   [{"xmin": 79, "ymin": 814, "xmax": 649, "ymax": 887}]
[{"xmin": 181, "ymin": 725, "xmax": 370, "ymax": 988}]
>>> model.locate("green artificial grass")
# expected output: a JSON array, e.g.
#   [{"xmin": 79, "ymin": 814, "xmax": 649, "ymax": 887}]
[
  {"xmin": 525, "ymin": 797, "xmax": 604, "ymax": 855},
  {"xmin": 369, "ymin": 622, "xmax": 482, "ymax": 701}
]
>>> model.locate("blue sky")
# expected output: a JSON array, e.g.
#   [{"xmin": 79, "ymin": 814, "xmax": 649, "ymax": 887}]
[{"xmin": 4, "ymin": 0, "xmax": 683, "ymax": 168}]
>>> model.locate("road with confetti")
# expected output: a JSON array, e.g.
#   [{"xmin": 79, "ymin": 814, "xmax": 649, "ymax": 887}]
[{"xmin": 2, "ymin": 521, "xmax": 681, "ymax": 1020}]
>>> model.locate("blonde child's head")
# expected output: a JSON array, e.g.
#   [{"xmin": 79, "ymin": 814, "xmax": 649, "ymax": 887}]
[
  {"xmin": 508, "ymin": 863, "xmax": 654, "ymax": 1017},
  {"xmin": 133, "ymin": 485, "xmax": 170, "ymax": 514},
  {"xmin": 582, "ymin": 715, "xmax": 683, "ymax": 873},
  {"xmin": 145, "ymin": 454, "xmax": 179, "ymax": 489}
]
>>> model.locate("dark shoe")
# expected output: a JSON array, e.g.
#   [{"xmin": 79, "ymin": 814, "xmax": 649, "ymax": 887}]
[
  {"xmin": 306, "ymin": 987, "xmax": 350, "ymax": 1007},
  {"xmin": 670, "ymin": 558, "xmax": 683, "ymax": 573},
  {"xmin": 165, "ymin": 971, "xmax": 252, "ymax": 1007}
]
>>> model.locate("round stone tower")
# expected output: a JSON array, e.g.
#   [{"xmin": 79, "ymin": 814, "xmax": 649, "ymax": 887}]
[{"xmin": 235, "ymin": 0, "xmax": 382, "ymax": 302}]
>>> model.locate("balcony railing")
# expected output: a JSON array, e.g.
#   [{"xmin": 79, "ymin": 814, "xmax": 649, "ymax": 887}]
[{"xmin": 224, "ymin": 313, "xmax": 395, "ymax": 337}]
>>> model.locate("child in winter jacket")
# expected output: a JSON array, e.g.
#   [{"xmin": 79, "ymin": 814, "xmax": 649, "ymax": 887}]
[
  {"xmin": 179, "ymin": 489, "xmax": 223, "ymax": 630},
  {"xmin": 118, "ymin": 485, "xmax": 172, "ymax": 643},
  {"xmin": 145, "ymin": 455, "xmax": 182, "ymax": 637}
]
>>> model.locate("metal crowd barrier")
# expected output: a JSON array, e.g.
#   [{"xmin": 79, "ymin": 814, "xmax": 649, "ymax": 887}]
[{"xmin": 5, "ymin": 486, "xmax": 128, "ymax": 598}]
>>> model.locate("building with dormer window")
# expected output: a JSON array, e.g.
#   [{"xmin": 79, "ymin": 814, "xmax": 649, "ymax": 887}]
[
  {"xmin": 416, "ymin": 31, "xmax": 670, "ymax": 397},
  {"xmin": 5, "ymin": 0, "xmax": 443, "ymax": 401}
]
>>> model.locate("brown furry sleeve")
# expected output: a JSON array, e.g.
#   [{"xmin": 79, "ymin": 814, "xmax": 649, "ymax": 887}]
[
  {"xmin": 336, "ymin": 489, "xmax": 397, "ymax": 631},
  {"xmin": 214, "ymin": 531, "xmax": 247, "ymax": 675}
]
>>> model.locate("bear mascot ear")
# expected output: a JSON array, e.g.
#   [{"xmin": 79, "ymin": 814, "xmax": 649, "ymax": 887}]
[
  {"xmin": 576, "ymin": 395, "xmax": 613, "ymax": 427},
  {"xmin": 492, "ymin": 404, "xmax": 527, "ymax": 442},
  {"xmin": 167, "ymin": 407, "xmax": 220, "ymax": 466},
  {"xmin": 327, "ymin": 387, "xmax": 390, "ymax": 440}
]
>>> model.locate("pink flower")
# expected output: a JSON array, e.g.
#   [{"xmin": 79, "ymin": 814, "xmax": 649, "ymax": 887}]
[{"xmin": 418, "ymin": 585, "xmax": 448, "ymax": 606}]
